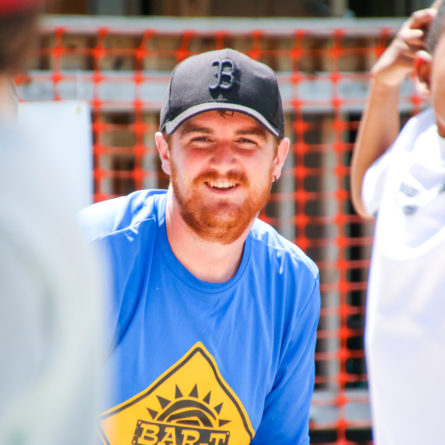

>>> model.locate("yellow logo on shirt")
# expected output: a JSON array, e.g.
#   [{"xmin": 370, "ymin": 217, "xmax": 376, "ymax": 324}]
[{"xmin": 98, "ymin": 342, "xmax": 254, "ymax": 444}]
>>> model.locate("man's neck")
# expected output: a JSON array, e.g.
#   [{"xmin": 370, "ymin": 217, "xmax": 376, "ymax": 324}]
[{"xmin": 164, "ymin": 190, "xmax": 252, "ymax": 283}]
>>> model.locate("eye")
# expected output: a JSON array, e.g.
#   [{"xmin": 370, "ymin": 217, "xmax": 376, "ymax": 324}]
[
  {"xmin": 186, "ymin": 135, "xmax": 214, "ymax": 147},
  {"xmin": 236, "ymin": 137, "xmax": 258, "ymax": 148}
]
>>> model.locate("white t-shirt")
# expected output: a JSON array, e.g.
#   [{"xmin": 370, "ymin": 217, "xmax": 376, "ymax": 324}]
[
  {"xmin": 363, "ymin": 108, "xmax": 445, "ymax": 445},
  {"xmin": 0, "ymin": 120, "xmax": 105, "ymax": 445}
]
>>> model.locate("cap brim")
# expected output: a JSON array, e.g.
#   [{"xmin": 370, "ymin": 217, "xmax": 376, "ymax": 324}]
[{"xmin": 163, "ymin": 102, "xmax": 280, "ymax": 137}]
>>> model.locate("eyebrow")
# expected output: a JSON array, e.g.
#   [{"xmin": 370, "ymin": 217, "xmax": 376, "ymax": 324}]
[
  {"xmin": 236, "ymin": 127, "xmax": 268, "ymax": 140},
  {"xmin": 180, "ymin": 124, "xmax": 268, "ymax": 141},
  {"xmin": 180, "ymin": 125, "xmax": 213, "ymax": 137}
]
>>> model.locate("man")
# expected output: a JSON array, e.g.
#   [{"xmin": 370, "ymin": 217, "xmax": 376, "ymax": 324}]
[
  {"xmin": 80, "ymin": 49, "xmax": 320, "ymax": 444},
  {"xmin": 350, "ymin": 1, "xmax": 445, "ymax": 444},
  {"xmin": 0, "ymin": 1, "xmax": 104, "ymax": 444}
]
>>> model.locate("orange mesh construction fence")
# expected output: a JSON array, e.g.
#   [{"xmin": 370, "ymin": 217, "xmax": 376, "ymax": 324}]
[{"xmin": 17, "ymin": 18, "xmax": 425, "ymax": 445}]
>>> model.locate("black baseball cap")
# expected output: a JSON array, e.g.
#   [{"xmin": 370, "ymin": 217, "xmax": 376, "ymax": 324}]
[{"xmin": 160, "ymin": 48, "xmax": 285, "ymax": 138}]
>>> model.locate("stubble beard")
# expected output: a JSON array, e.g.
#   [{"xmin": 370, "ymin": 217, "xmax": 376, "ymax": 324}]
[{"xmin": 170, "ymin": 163, "xmax": 274, "ymax": 245}]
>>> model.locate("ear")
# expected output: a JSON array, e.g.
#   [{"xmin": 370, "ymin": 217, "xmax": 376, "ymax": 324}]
[
  {"xmin": 155, "ymin": 131, "xmax": 171, "ymax": 175},
  {"xmin": 272, "ymin": 137, "xmax": 290, "ymax": 181},
  {"xmin": 415, "ymin": 50, "xmax": 433, "ymax": 97}
]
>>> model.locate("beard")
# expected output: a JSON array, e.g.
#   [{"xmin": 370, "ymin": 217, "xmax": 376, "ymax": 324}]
[{"xmin": 170, "ymin": 162, "xmax": 274, "ymax": 244}]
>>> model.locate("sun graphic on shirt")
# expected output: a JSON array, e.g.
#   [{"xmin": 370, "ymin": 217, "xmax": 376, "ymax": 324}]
[
  {"xmin": 146, "ymin": 383, "xmax": 231, "ymax": 428},
  {"xmin": 98, "ymin": 342, "xmax": 254, "ymax": 445}
]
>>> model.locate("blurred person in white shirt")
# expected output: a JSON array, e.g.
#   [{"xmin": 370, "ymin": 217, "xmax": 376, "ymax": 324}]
[{"xmin": 0, "ymin": 1, "xmax": 105, "ymax": 444}]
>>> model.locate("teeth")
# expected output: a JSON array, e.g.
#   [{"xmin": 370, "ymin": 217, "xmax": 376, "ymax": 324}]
[{"xmin": 208, "ymin": 180, "xmax": 236, "ymax": 189}]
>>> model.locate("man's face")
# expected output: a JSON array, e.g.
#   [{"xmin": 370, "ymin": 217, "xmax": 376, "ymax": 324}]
[
  {"xmin": 430, "ymin": 31, "xmax": 445, "ymax": 137},
  {"xmin": 160, "ymin": 110, "xmax": 288, "ymax": 244}
]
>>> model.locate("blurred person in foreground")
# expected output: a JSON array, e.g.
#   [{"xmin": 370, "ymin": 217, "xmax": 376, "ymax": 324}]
[
  {"xmin": 351, "ymin": 1, "xmax": 445, "ymax": 443},
  {"xmin": 79, "ymin": 48, "xmax": 320, "ymax": 444},
  {"xmin": 0, "ymin": 1, "xmax": 104, "ymax": 444}
]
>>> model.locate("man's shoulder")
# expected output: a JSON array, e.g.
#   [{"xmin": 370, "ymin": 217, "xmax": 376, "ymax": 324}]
[
  {"xmin": 78, "ymin": 189, "xmax": 167, "ymax": 242},
  {"xmin": 250, "ymin": 218, "xmax": 319, "ymax": 279},
  {"xmin": 409, "ymin": 107, "xmax": 435, "ymax": 127},
  {"xmin": 396, "ymin": 107, "xmax": 435, "ymax": 150}
]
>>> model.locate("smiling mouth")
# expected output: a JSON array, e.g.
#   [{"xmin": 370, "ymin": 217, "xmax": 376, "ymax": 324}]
[{"xmin": 205, "ymin": 180, "xmax": 239, "ymax": 191}]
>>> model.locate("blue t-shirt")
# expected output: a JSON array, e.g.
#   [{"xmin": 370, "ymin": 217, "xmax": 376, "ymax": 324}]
[{"xmin": 79, "ymin": 190, "xmax": 320, "ymax": 445}]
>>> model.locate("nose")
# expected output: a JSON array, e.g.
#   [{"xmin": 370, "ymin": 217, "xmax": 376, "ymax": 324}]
[{"xmin": 208, "ymin": 141, "xmax": 238, "ymax": 172}]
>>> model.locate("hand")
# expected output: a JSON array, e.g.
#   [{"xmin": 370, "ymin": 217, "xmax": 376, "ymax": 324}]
[{"xmin": 371, "ymin": 6, "xmax": 438, "ymax": 87}]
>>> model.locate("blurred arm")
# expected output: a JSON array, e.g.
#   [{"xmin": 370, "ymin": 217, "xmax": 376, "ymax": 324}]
[{"xmin": 350, "ymin": 7, "xmax": 437, "ymax": 218}]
